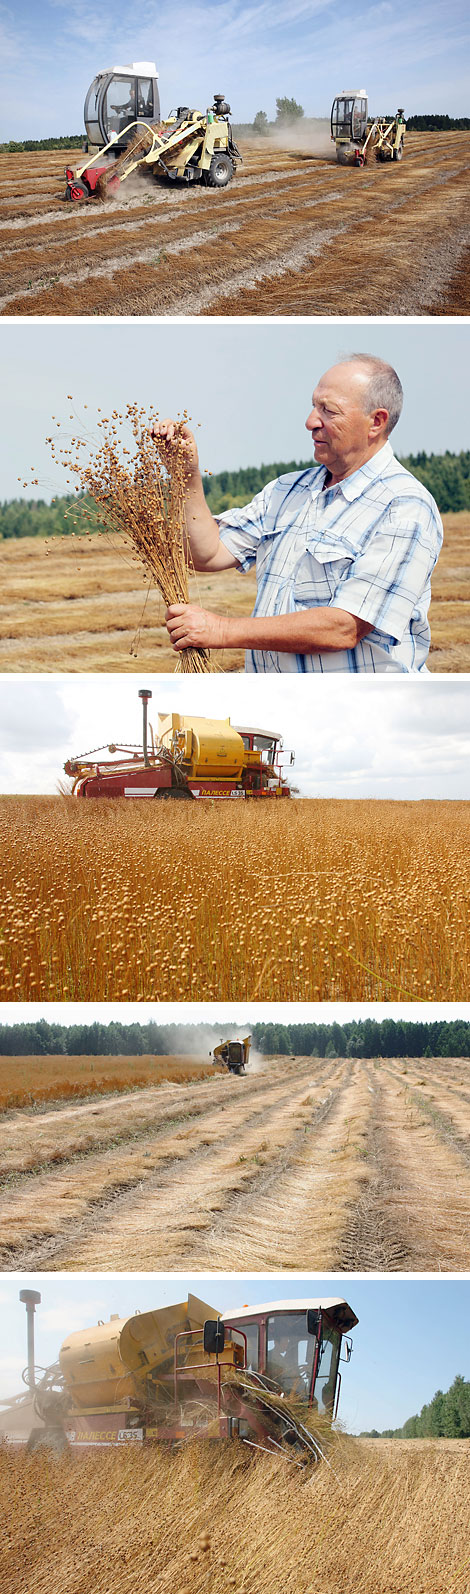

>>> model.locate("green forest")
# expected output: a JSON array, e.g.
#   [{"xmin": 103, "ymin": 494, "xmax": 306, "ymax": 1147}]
[
  {"xmin": 405, "ymin": 115, "xmax": 470, "ymax": 131},
  {"xmin": 1, "ymin": 450, "xmax": 470, "ymax": 541},
  {"xmin": 362, "ymin": 1376, "xmax": 470, "ymax": 1438},
  {"xmin": 1, "ymin": 1017, "xmax": 470, "ymax": 1057},
  {"xmin": 0, "ymin": 136, "xmax": 83, "ymax": 153}
]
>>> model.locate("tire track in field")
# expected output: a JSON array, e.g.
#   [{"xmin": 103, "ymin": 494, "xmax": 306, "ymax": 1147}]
[
  {"xmin": 0, "ymin": 1059, "xmax": 344, "ymax": 1270},
  {"xmin": 361, "ymin": 1067, "xmax": 470, "ymax": 1270},
  {"xmin": 58, "ymin": 1061, "xmax": 363, "ymax": 1272},
  {"xmin": 337, "ymin": 1068, "xmax": 414, "ymax": 1270}
]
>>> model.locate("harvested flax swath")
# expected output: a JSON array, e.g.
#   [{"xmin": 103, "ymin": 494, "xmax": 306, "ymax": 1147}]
[{"xmin": 48, "ymin": 403, "xmax": 214, "ymax": 673}]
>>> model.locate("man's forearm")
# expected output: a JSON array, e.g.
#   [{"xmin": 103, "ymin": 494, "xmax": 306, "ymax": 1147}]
[
  {"xmin": 215, "ymin": 607, "xmax": 371, "ymax": 652},
  {"xmin": 166, "ymin": 602, "xmax": 373, "ymax": 654},
  {"xmin": 183, "ymin": 472, "xmax": 230, "ymax": 571}
]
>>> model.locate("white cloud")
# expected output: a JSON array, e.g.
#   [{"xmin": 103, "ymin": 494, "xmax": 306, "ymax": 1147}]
[{"xmin": 40, "ymin": 1299, "xmax": 108, "ymax": 1334}]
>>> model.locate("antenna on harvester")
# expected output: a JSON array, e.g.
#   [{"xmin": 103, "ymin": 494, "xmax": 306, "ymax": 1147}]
[{"xmin": 139, "ymin": 689, "xmax": 152, "ymax": 766}]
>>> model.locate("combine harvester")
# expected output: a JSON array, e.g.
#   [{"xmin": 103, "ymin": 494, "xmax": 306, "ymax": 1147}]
[
  {"xmin": 64, "ymin": 688, "xmax": 294, "ymax": 801},
  {"xmin": 65, "ymin": 60, "xmax": 241, "ymax": 200},
  {"xmin": 1, "ymin": 1289, "xmax": 358, "ymax": 1463},
  {"xmin": 331, "ymin": 90, "xmax": 405, "ymax": 165},
  {"xmin": 211, "ymin": 1037, "xmax": 252, "ymax": 1074}
]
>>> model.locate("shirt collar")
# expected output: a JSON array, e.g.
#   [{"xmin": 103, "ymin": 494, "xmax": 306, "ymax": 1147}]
[{"xmin": 325, "ymin": 440, "xmax": 395, "ymax": 501}]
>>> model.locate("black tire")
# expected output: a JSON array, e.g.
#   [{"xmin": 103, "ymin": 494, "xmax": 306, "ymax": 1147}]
[
  {"xmin": 393, "ymin": 143, "xmax": 404, "ymax": 161},
  {"xmin": 65, "ymin": 178, "xmax": 89, "ymax": 202},
  {"xmin": 155, "ymin": 788, "xmax": 194, "ymax": 800},
  {"xmin": 207, "ymin": 152, "xmax": 233, "ymax": 188}
]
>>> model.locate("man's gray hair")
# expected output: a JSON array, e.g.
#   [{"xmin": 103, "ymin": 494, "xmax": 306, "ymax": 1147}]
[{"xmin": 344, "ymin": 353, "xmax": 403, "ymax": 435}]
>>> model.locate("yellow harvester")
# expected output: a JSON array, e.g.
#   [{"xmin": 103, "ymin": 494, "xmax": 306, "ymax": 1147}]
[{"xmin": 2, "ymin": 1290, "xmax": 358, "ymax": 1463}]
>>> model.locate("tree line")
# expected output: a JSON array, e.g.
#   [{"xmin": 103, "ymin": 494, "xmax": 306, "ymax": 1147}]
[
  {"xmin": 0, "ymin": 136, "xmax": 83, "ymax": 153},
  {"xmin": 406, "ymin": 115, "xmax": 470, "ymax": 131},
  {"xmin": 362, "ymin": 1376, "xmax": 470, "ymax": 1439},
  {"xmin": 2, "ymin": 450, "xmax": 470, "ymax": 540},
  {"xmin": 1, "ymin": 1017, "xmax": 470, "ymax": 1057}
]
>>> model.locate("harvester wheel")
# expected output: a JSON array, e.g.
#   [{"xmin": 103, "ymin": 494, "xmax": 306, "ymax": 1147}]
[
  {"xmin": 393, "ymin": 143, "xmax": 404, "ymax": 161},
  {"xmin": 207, "ymin": 152, "xmax": 233, "ymax": 187},
  {"xmin": 65, "ymin": 179, "xmax": 89, "ymax": 202}
]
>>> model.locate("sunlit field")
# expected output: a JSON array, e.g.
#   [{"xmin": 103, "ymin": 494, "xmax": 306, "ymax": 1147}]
[
  {"xmin": 1, "ymin": 1439, "xmax": 470, "ymax": 1594},
  {"xmin": 2, "ymin": 1053, "xmax": 470, "ymax": 1273},
  {"xmin": 0, "ymin": 797, "xmax": 468, "ymax": 1003},
  {"xmin": 1, "ymin": 132, "xmax": 469, "ymax": 316}
]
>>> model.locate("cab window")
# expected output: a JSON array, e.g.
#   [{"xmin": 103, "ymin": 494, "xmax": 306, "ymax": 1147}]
[
  {"xmin": 314, "ymin": 1325, "xmax": 341, "ymax": 1413},
  {"xmin": 137, "ymin": 79, "xmax": 153, "ymax": 118},
  {"xmin": 266, "ymin": 1313, "xmax": 315, "ymax": 1395},
  {"xmin": 104, "ymin": 78, "xmax": 136, "ymax": 136},
  {"xmin": 243, "ymin": 1324, "xmax": 259, "ymax": 1372}
]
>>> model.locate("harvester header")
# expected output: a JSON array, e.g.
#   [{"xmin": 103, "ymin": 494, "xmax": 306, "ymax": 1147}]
[
  {"xmin": 64, "ymin": 690, "xmax": 294, "ymax": 801},
  {"xmin": 1, "ymin": 1291, "xmax": 358, "ymax": 1462}
]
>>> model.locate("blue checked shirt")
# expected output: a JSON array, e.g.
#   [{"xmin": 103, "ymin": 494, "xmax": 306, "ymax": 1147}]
[{"xmin": 217, "ymin": 442, "xmax": 443, "ymax": 673}]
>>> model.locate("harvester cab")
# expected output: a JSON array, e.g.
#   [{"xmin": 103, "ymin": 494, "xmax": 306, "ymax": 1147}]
[
  {"xmin": 1, "ymin": 1292, "xmax": 358, "ymax": 1463},
  {"xmin": 83, "ymin": 62, "xmax": 160, "ymax": 153},
  {"xmin": 211, "ymin": 1037, "xmax": 252, "ymax": 1074},
  {"xmin": 221, "ymin": 1299, "xmax": 357, "ymax": 1424},
  {"xmin": 331, "ymin": 90, "xmax": 369, "ymax": 155},
  {"xmin": 331, "ymin": 89, "xmax": 405, "ymax": 165}
]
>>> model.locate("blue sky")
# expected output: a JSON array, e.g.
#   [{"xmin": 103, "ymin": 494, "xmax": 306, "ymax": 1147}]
[
  {"xmin": 1, "ymin": 676, "xmax": 470, "ymax": 798},
  {"xmin": 1, "ymin": 1273, "xmax": 470, "ymax": 1432},
  {"xmin": 1, "ymin": 0, "xmax": 469, "ymax": 138},
  {"xmin": 1, "ymin": 322, "xmax": 469, "ymax": 503}
]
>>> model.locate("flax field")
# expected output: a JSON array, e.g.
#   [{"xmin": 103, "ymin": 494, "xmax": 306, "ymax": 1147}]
[
  {"xmin": 1, "ymin": 132, "xmax": 469, "ymax": 316},
  {"xmin": 2, "ymin": 1053, "xmax": 470, "ymax": 1273},
  {"xmin": 0, "ymin": 797, "xmax": 468, "ymax": 1004},
  {"xmin": 2, "ymin": 1438, "xmax": 470, "ymax": 1594}
]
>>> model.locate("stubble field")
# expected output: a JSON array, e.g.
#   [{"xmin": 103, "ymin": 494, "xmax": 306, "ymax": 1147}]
[
  {"xmin": 0, "ymin": 132, "xmax": 469, "ymax": 316},
  {"xmin": 0, "ymin": 798, "xmax": 468, "ymax": 1006},
  {"xmin": 0, "ymin": 511, "xmax": 468, "ymax": 672},
  {"xmin": 1, "ymin": 1050, "xmax": 470, "ymax": 1272},
  {"xmin": 1, "ymin": 1436, "xmax": 470, "ymax": 1594}
]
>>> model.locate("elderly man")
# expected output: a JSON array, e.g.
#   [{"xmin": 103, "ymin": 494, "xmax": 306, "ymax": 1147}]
[{"xmin": 157, "ymin": 353, "xmax": 443, "ymax": 673}]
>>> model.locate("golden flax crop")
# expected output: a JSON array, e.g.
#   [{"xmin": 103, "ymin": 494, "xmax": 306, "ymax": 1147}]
[
  {"xmin": 0, "ymin": 1054, "xmax": 212, "ymax": 1113},
  {"xmin": 46, "ymin": 403, "xmax": 214, "ymax": 672},
  {"xmin": 1, "ymin": 1439, "xmax": 470, "ymax": 1594},
  {"xmin": 0, "ymin": 797, "xmax": 468, "ymax": 1003}
]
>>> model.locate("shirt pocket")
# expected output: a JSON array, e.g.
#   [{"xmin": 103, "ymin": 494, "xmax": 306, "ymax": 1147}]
[{"xmin": 292, "ymin": 544, "xmax": 355, "ymax": 605}]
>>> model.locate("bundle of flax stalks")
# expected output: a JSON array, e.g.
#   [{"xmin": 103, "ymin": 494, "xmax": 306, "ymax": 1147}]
[{"xmin": 49, "ymin": 401, "xmax": 214, "ymax": 673}]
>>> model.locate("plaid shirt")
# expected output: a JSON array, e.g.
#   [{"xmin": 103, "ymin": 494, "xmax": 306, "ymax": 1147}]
[{"xmin": 217, "ymin": 442, "xmax": 443, "ymax": 673}]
